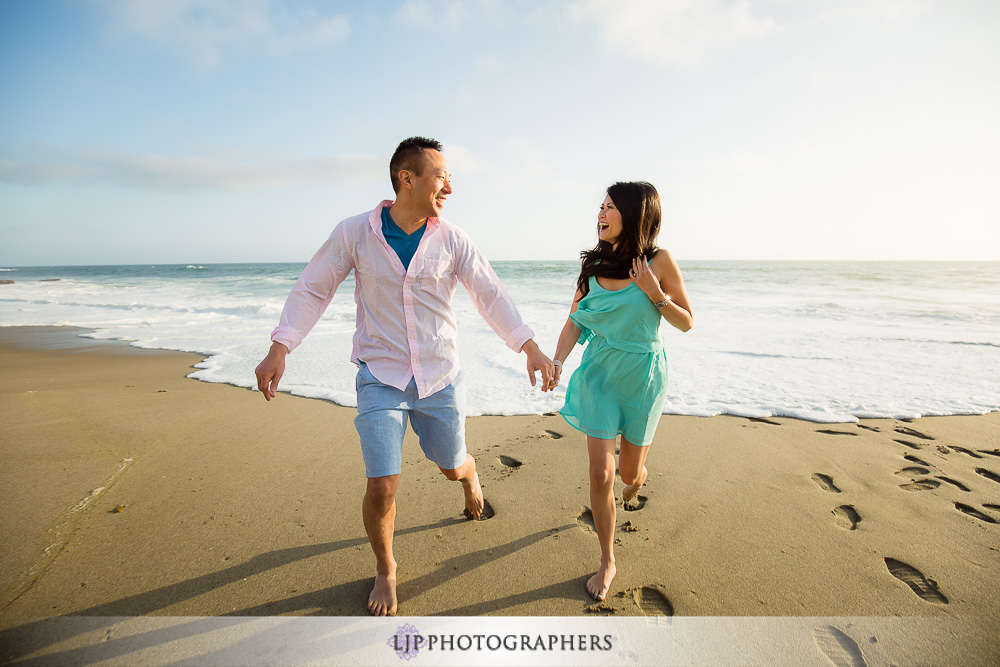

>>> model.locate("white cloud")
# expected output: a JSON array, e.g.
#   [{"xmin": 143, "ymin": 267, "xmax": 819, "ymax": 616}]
[
  {"xmin": 0, "ymin": 148, "xmax": 383, "ymax": 191},
  {"xmin": 95, "ymin": 0, "xmax": 349, "ymax": 67},
  {"xmin": 476, "ymin": 54, "xmax": 505, "ymax": 74},
  {"xmin": 394, "ymin": 0, "xmax": 471, "ymax": 32},
  {"xmin": 442, "ymin": 143, "xmax": 489, "ymax": 175},
  {"xmin": 571, "ymin": 0, "xmax": 777, "ymax": 69}
]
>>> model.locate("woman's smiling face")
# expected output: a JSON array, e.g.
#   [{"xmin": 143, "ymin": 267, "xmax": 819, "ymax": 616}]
[{"xmin": 598, "ymin": 194, "xmax": 622, "ymax": 247}]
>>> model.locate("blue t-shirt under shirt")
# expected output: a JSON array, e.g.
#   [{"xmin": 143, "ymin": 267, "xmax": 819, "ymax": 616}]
[{"xmin": 381, "ymin": 206, "xmax": 425, "ymax": 271}]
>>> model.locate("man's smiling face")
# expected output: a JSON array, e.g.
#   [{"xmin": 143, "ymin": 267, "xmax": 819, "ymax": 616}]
[{"xmin": 409, "ymin": 149, "xmax": 452, "ymax": 219}]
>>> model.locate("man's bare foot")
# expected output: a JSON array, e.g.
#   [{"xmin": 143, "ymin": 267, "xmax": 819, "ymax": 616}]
[
  {"xmin": 368, "ymin": 574, "xmax": 397, "ymax": 616},
  {"xmin": 586, "ymin": 562, "xmax": 617, "ymax": 601},
  {"xmin": 622, "ymin": 466, "xmax": 648, "ymax": 508},
  {"xmin": 462, "ymin": 471, "xmax": 485, "ymax": 520}
]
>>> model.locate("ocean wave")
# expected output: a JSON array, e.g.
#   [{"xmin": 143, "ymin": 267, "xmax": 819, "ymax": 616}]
[
  {"xmin": 0, "ymin": 295, "xmax": 296, "ymax": 318},
  {"xmin": 864, "ymin": 336, "xmax": 1000, "ymax": 349},
  {"xmin": 716, "ymin": 350, "xmax": 838, "ymax": 361}
]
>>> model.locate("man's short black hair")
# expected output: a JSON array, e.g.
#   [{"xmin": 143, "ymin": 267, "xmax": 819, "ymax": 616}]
[{"xmin": 389, "ymin": 136, "xmax": 443, "ymax": 194}]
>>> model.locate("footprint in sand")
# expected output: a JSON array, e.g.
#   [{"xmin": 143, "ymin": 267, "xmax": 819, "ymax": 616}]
[
  {"xmin": 817, "ymin": 429, "xmax": 858, "ymax": 437},
  {"xmin": 749, "ymin": 417, "xmax": 781, "ymax": 425},
  {"xmin": 894, "ymin": 466, "xmax": 931, "ymax": 477},
  {"xmin": 543, "ymin": 412, "xmax": 557, "ymax": 417},
  {"xmin": 893, "ymin": 426, "xmax": 934, "ymax": 440},
  {"xmin": 984, "ymin": 503, "xmax": 1000, "ymax": 512},
  {"xmin": 978, "ymin": 449, "xmax": 1000, "ymax": 459},
  {"xmin": 954, "ymin": 502, "xmax": 998, "ymax": 524},
  {"xmin": 622, "ymin": 494, "xmax": 647, "ymax": 512},
  {"xmin": 936, "ymin": 476, "xmax": 970, "ymax": 492},
  {"xmin": 899, "ymin": 479, "xmax": 941, "ymax": 491},
  {"xmin": 893, "ymin": 439, "xmax": 923, "ymax": 451},
  {"xmin": 583, "ymin": 601, "xmax": 619, "ymax": 615},
  {"xmin": 577, "ymin": 507, "xmax": 596, "ymax": 532},
  {"xmin": 833, "ymin": 505, "xmax": 861, "ymax": 530},
  {"xmin": 814, "ymin": 625, "xmax": 868, "ymax": 667},
  {"xmin": 543, "ymin": 429, "xmax": 564, "ymax": 439},
  {"xmin": 975, "ymin": 468, "xmax": 1000, "ymax": 484},
  {"xmin": 464, "ymin": 498, "xmax": 496, "ymax": 521},
  {"xmin": 812, "ymin": 473, "xmax": 841, "ymax": 493},
  {"xmin": 884, "ymin": 558, "xmax": 948, "ymax": 604},
  {"xmin": 630, "ymin": 585, "xmax": 674, "ymax": 616},
  {"xmin": 856, "ymin": 424, "xmax": 880, "ymax": 433},
  {"xmin": 904, "ymin": 453, "xmax": 931, "ymax": 467},
  {"xmin": 950, "ymin": 446, "xmax": 983, "ymax": 459},
  {"xmin": 498, "ymin": 455, "xmax": 522, "ymax": 469}
]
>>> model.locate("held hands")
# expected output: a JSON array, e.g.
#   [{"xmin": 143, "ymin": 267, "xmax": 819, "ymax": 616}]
[
  {"xmin": 522, "ymin": 339, "xmax": 556, "ymax": 391},
  {"xmin": 254, "ymin": 341, "xmax": 288, "ymax": 401},
  {"xmin": 547, "ymin": 361, "xmax": 562, "ymax": 392},
  {"xmin": 631, "ymin": 255, "xmax": 666, "ymax": 303}
]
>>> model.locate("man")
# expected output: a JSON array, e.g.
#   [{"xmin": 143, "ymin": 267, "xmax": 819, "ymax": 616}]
[{"xmin": 254, "ymin": 137, "xmax": 554, "ymax": 616}]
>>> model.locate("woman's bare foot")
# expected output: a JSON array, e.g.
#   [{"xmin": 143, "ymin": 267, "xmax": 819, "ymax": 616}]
[
  {"xmin": 586, "ymin": 561, "xmax": 617, "ymax": 601},
  {"xmin": 622, "ymin": 465, "xmax": 648, "ymax": 507},
  {"xmin": 368, "ymin": 573, "xmax": 397, "ymax": 616},
  {"xmin": 462, "ymin": 471, "xmax": 484, "ymax": 519}
]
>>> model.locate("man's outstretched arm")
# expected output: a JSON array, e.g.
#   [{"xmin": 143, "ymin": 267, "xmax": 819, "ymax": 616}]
[
  {"xmin": 453, "ymin": 232, "xmax": 555, "ymax": 390},
  {"xmin": 255, "ymin": 221, "xmax": 354, "ymax": 401}
]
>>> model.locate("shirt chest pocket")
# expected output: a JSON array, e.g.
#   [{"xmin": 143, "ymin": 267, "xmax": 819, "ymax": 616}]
[{"xmin": 419, "ymin": 258, "xmax": 454, "ymax": 292}]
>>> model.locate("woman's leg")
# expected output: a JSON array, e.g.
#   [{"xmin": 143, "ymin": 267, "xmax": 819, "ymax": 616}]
[
  {"xmin": 586, "ymin": 435, "xmax": 618, "ymax": 600},
  {"xmin": 619, "ymin": 436, "xmax": 650, "ymax": 505}
]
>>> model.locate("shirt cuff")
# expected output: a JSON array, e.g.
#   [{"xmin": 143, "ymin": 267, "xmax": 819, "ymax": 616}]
[
  {"xmin": 270, "ymin": 326, "xmax": 302, "ymax": 353},
  {"xmin": 506, "ymin": 324, "xmax": 534, "ymax": 353}
]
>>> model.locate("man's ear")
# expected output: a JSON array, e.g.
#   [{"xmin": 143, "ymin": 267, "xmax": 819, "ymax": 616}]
[{"xmin": 397, "ymin": 169, "xmax": 412, "ymax": 191}]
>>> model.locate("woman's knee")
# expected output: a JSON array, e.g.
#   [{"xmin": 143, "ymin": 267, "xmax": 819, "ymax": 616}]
[
  {"xmin": 589, "ymin": 464, "xmax": 615, "ymax": 490},
  {"xmin": 619, "ymin": 469, "xmax": 635, "ymax": 486}
]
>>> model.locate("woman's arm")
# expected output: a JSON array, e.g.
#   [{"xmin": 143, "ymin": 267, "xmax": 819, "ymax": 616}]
[
  {"xmin": 550, "ymin": 288, "xmax": 584, "ymax": 387},
  {"xmin": 633, "ymin": 250, "xmax": 693, "ymax": 332}
]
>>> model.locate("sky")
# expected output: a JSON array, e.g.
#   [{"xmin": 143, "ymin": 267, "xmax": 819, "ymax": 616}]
[{"xmin": 1, "ymin": 0, "xmax": 998, "ymax": 266}]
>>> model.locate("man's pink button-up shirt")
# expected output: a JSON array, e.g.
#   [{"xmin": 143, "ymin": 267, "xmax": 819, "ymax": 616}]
[{"xmin": 271, "ymin": 200, "xmax": 534, "ymax": 398}]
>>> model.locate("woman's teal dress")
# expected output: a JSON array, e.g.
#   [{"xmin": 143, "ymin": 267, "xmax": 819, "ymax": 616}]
[{"xmin": 560, "ymin": 277, "xmax": 668, "ymax": 446}]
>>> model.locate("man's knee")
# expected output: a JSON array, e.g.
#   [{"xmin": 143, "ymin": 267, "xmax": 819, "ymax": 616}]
[{"xmin": 366, "ymin": 475, "xmax": 399, "ymax": 507}]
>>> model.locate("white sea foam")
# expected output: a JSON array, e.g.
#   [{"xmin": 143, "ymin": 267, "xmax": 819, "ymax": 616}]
[{"xmin": 1, "ymin": 261, "xmax": 998, "ymax": 422}]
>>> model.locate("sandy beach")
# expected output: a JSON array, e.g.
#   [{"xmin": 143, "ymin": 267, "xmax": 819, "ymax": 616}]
[{"xmin": 1, "ymin": 326, "xmax": 998, "ymax": 664}]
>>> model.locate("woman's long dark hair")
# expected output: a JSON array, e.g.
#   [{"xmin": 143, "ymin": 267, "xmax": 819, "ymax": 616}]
[{"xmin": 576, "ymin": 181, "xmax": 662, "ymax": 298}]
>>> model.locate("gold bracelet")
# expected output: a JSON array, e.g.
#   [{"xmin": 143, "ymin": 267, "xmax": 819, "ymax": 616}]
[{"xmin": 653, "ymin": 299, "xmax": 669, "ymax": 309}]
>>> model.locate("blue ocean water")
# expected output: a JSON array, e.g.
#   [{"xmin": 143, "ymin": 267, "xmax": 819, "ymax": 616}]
[{"xmin": 1, "ymin": 261, "xmax": 998, "ymax": 422}]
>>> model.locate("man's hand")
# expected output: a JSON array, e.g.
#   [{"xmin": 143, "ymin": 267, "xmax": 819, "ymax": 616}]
[
  {"xmin": 255, "ymin": 341, "xmax": 288, "ymax": 401},
  {"xmin": 522, "ymin": 339, "xmax": 555, "ymax": 391}
]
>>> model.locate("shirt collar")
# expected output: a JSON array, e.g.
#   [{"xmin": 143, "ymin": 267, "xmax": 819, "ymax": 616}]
[{"xmin": 369, "ymin": 200, "xmax": 441, "ymax": 236}]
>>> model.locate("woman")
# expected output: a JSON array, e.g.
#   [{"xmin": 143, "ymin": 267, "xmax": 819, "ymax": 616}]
[{"xmin": 550, "ymin": 181, "xmax": 693, "ymax": 601}]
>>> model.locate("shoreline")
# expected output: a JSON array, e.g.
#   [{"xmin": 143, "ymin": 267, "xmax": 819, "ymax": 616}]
[
  {"xmin": 1, "ymin": 326, "xmax": 998, "ymax": 661},
  {"xmin": 4, "ymin": 325, "xmax": 996, "ymax": 424}
]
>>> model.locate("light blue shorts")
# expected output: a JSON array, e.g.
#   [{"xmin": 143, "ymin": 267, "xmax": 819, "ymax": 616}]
[{"xmin": 354, "ymin": 363, "xmax": 467, "ymax": 478}]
